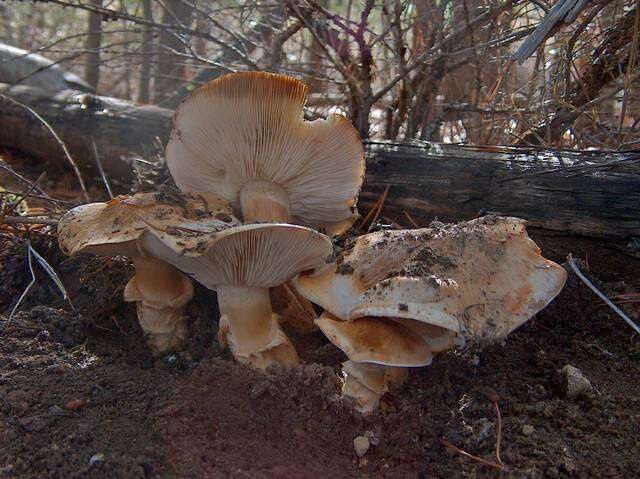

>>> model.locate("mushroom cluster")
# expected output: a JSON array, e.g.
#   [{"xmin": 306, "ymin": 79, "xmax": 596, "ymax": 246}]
[
  {"xmin": 294, "ymin": 216, "xmax": 567, "ymax": 412},
  {"xmin": 57, "ymin": 72, "xmax": 567, "ymax": 412}
]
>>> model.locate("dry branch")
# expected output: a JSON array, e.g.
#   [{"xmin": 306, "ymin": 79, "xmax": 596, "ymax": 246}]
[{"xmin": 519, "ymin": 7, "xmax": 638, "ymax": 145}]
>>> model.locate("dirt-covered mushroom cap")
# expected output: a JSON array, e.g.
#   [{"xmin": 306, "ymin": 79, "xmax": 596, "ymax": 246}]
[
  {"xmin": 316, "ymin": 312, "xmax": 433, "ymax": 367},
  {"xmin": 57, "ymin": 191, "xmax": 239, "ymax": 356},
  {"xmin": 140, "ymin": 222, "xmax": 333, "ymax": 290},
  {"xmin": 58, "ymin": 191, "xmax": 240, "ymax": 258},
  {"xmin": 166, "ymin": 71, "xmax": 365, "ymax": 234},
  {"xmin": 295, "ymin": 216, "xmax": 567, "ymax": 342}
]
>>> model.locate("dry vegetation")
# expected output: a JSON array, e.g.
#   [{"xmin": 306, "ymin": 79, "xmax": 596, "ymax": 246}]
[{"xmin": 1, "ymin": 0, "xmax": 639, "ymax": 148}]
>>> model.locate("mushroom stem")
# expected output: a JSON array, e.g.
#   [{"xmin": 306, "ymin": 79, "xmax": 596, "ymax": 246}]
[
  {"xmin": 216, "ymin": 285, "xmax": 299, "ymax": 368},
  {"xmin": 342, "ymin": 361, "xmax": 408, "ymax": 414},
  {"xmin": 124, "ymin": 257, "xmax": 194, "ymax": 355},
  {"xmin": 239, "ymin": 181, "xmax": 291, "ymax": 223}
]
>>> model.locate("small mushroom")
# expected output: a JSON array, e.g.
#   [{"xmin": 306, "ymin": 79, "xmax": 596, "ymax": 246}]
[
  {"xmin": 166, "ymin": 71, "xmax": 365, "ymax": 234},
  {"xmin": 57, "ymin": 192, "xmax": 239, "ymax": 355},
  {"xmin": 140, "ymin": 223, "xmax": 333, "ymax": 369},
  {"xmin": 294, "ymin": 216, "xmax": 567, "ymax": 410},
  {"xmin": 342, "ymin": 360, "xmax": 408, "ymax": 414}
]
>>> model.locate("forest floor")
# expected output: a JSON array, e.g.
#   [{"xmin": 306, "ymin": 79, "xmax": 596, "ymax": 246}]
[{"xmin": 1, "ymin": 148, "xmax": 639, "ymax": 479}]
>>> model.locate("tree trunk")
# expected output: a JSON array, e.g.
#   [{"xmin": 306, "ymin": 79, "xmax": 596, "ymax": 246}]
[
  {"xmin": 138, "ymin": 0, "xmax": 153, "ymax": 104},
  {"xmin": 84, "ymin": 0, "xmax": 102, "ymax": 90},
  {"xmin": 0, "ymin": 86, "xmax": 638, "ymax": 245},
  {"xmin": 154, "ymin": 0, "xmax": 193, "ymax": 104}
]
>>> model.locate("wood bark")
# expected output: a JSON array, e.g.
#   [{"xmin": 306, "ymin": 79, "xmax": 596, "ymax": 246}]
[{"xmin": 0, "ymin": 86, "xmax": 638, "ymax": 244}]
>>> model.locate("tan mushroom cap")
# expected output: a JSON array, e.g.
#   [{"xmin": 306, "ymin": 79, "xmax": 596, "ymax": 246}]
[
  {"xmin": 166, "ymin": 71, "xmax": 365, "ymax": 234},
  {"xmin": 316, "ymin": 312, "xmax": 433, "ymax": 367},
  {"xmin": 140, "ymin": 223, "xmax": 333, "ymax": 290},
  {"xmin": 295, "ymin": 216, "xmax": 567, "ymax": 341},
  {"xmin": 58, "ymin": 192, "xmax": 240, "ymax": 258}
]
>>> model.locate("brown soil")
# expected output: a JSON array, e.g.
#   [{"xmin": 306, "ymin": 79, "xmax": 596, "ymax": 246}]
[{"xmin": 1, "ymin": 149, "xmax": 640, "ymax": 478}]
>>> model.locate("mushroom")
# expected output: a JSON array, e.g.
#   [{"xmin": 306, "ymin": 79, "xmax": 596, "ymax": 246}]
[
  {"xmin": 341, "ymin": 359, "xmax": 409, "ymax": 414},
  {"xmin": 315, "ymin": 312, "xmax": 435, "ymax": 413},
  {"xmin": 57, "ymin": 192, "xmax": 240, "ymax": 355},
  {"xmin": 294, "ymin": 216, "xmax": 567, "ymax": 410},
  {"xmin": 166, "ymin": 71, "xmax": 365, "ymax": 234},
  {"xmin": 139, "ymin": 223, "xmax": 333, "ymax": 369}
]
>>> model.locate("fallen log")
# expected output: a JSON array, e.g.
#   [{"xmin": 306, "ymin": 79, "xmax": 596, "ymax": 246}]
[
  {"xmin": 362, "ymin": 141, "xmax": 640, "ymax": 245},
  {"xmin": 0, "ymin": 86, "xmax": 638, "ymax": 245},
  {"xmin": 0, "ymin": 84, "xmax": 172, "ymax": 178}
]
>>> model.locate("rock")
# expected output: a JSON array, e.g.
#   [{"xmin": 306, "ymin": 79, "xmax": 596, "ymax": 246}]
[
  {"xmin": 89, "ymin": 453, "xmax": 105, "ymax": 467},
  {"xmin": 559, "ymin": 365, "xmax": 593, "ymax": 398},
  {"xmin": 522, "ymin": 424, "xmax": 535, "ymax": 436},
  {"xmin": 353, "ymin": 436, "xmax": 370, "ymax": 457}
]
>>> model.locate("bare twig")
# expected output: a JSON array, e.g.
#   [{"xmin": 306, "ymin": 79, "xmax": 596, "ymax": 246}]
[
  {"xmin": 441, "ymin": 439, "xmax": 505, "ymax": 470},
  {"xmin": 567, "ymin": 254, "xmax": 640, "ymax": 335},
  {"xmin": 92, "ymin": 142, "xmax": 113, "ymax": 199},
  {"xmin": 2, "ymin": 216, "xmax": 59, "ymax": 226},
  {"xmin": 494, "ymin": 400, "xmax": 504, "ymax": 466}
]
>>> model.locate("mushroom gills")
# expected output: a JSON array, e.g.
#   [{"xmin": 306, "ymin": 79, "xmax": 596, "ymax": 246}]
[{"xmin": 239, "ymin": 181, "xmax": 291, "ymax": 223}]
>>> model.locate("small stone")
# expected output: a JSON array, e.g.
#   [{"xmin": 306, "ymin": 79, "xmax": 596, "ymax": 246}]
[
  {"xmin": 560, "ymin": 365, "xmax": 593, "ymax": 398},
  {"xmin": 522, "ymin": 424, "xmax": 535, "ymax": 436},
  {"xmin": 65, "ymin": 398, "xmax": 87, "ymax": 411},
  {"xmin": 89, "ymin": 453, "xmax": 105, "ymax": 467},
  {"xmin": 353, "ymin": 435, "xmax": 370, "ymax": 457}
]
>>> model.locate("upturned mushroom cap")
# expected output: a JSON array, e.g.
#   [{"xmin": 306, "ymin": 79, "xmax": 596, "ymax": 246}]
[
  {"xmin": 295, "ymin": 216, "xmax": 567, "ymax": 342},
  {"xmin": 316, "ymin": 312, "xmax": 433, "ymax": 367},
  {"xmin": 166, "ymin": 71, "xmax": 365, "ymax": 234},
  {"xmin": 140, "ymin": 223, "xmax": 333, "ymax": 290},
  {"xmin": 58, "ymin": 191, "xmax": 240, "ymax": 258}
]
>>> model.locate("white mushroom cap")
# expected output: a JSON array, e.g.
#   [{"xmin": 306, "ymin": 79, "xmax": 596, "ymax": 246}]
[
  {"xmin": 58, "ymin": 192, "xmax": 240, "ymax": 258},
  {"xmin": 295, "ymin": 216, "xmax": 567, "ymax": 342},
  {"xmin": 316, "ymin": 312, "xmax": 433, "ymax": 367},
  {"xmin": 140, "ymin": 223, "xmax": 333, "ymax": 290},
  {"xmin": 166, "ymin": 71, "xmax": 365, "ymax": 234}
]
